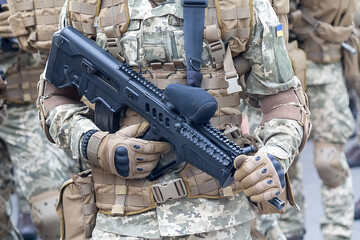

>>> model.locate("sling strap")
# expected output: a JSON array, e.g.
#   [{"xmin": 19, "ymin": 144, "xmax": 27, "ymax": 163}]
[{"xmin": 182, "ymin": 0, "xmax": 207, "ymax": 87}]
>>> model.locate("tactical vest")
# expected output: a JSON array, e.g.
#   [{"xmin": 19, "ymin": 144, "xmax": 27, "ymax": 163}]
[
  {"xmin": 291, "ymin": 0, "xmax": 356, "ymax": 63},
  {"xmin": 8, "ymin": 0, "xmax": 66, "ymax": 53},
  {"xmin": 67, "ymin": 0, "xmax": 291, "ymax": 216},
  {"xmin": 6, "ymin": 0, "xmax": 66, "ymax": 103}
]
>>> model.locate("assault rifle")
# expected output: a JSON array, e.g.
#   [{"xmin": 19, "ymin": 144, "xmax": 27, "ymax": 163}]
[{"xmin": 45, "ymin": 26, "xmax": 284, "ymax": 209}]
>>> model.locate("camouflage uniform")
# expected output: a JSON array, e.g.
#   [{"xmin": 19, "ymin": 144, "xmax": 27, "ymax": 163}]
[
  {"xmin": 0, "ymin": 48, "xmax": 79, "ymax": 240},
  {"xmin": 44, "ymin": 0, "xmax": 307, "ymax": 239},
  {"xmin": 243, "ymin": 103, "xmax": 305, "ymax": 240},
  {"xmin": 305, "ymin": 61, "xmax": 355, "ymax": 239},
  {"xmin": 0, "ymin": 132, "xmax": 22, "ymax": 240}
]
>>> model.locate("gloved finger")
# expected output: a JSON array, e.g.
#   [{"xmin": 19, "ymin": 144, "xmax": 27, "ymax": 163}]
[
  {"xmin": 131, "ymin": 140, "xmax": 171, "ymax": 154},
  {"xmin": 135, "ymin": 161, "xmax": 159, "ymax": 174},
  {"xmin": 133, "ymin": 121, "xmax": 150, "ymax": 137},
  {"xmin": 243, "ymin": 178, "xmax": 277, "ymax": 197},
  {"xmin": 249, "ymin": 188, "xmax": 281, "ymax": 202},
  {"xmin": 0, "ymin": 25, "xmax": 12, "ymax": 33},
  {"xmin": 234, "ymin": 155, "xmax": 265, "ymax": 181},
  {"xmin": 117, "ymin": 124, "xmax": 145, "ymax": 138},
  {"xmin": 238, "ymin": 166, "xmax": 269, "ymax": 189},
  {"xmin": 234, "ymin": 155, "xmax": 250, "ymax": 169},
  {"xmin": 0, "ymin": 9, "xmax": 10, "ymax": 21},
  {"xmin": 134, "ymin": 153, "xmax": 160, "ymax": 162}
]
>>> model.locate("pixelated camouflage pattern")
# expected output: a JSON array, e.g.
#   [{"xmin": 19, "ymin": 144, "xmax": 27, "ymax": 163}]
[
  {"xmin": 299, "ymin": 61, "xmax": 354, "ymax": 239},
  {"xmin": 0, "ymin": 139, "xmax": 21, "ymax": 240},
  {"xmin": 245, "ymin": 103, "xmax": 301, "ymax": 240},
  {"xmin": 47, "ymin": 0, "xmax": 305, "ymax": 238},
  {"xmin": 306, "ymin": 61, "xmax": 354, "ymax": 143},
  {"xmin": 278, "ymin": 159, "xmax": 306, "ymax": 239},
  {"xmin": 92, "ymin": 212, "xmax": 252, "ymax": 240},
  {"xmin": 243, "ymin": 0, "xmax": 299, "ymax": 98},
  {"xmin": 0, "ymin": 103, "xmax": 79, "ymax": 199}
]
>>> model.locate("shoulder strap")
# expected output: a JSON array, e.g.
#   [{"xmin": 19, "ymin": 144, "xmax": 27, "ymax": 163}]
[{"xmin": 182, "ymin": 0, "xmax": 207, "ymax": 87}]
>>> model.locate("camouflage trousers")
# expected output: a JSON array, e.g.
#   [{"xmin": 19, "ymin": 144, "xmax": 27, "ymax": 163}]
[
  {"xmin": 91, "ymin": 213, "xmax": 252, "ymax": 240},
  {"xmin": 305, "ymin": 61, "xmax": 355, "ymax": 239},
  {"xmin": 0, "ymin": 139, "xmax": 22, "ymax": 240}
]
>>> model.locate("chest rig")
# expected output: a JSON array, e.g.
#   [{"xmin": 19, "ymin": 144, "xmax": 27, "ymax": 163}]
[
  {"xmin": 291, "ymin": 0, "xmax": 355, "ymax": 63},
  {"xmin": 68, "ymin": 0, "xmax": 255, "ymax": 216},
  {"xmin": 5, "ymin": 0, "xmax": 66, "ymax": 103}
]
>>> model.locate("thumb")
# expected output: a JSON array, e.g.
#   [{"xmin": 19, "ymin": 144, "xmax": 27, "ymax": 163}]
[{"xmin": 234, "ymin": 155, "xmax": 250, "ymax": 169}]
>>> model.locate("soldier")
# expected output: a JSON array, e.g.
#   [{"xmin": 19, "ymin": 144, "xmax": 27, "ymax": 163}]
[
  {"xmin": 1, "ymin": 0, "xmax": 84, "ymax": 239},
  {"xmin": 38, "ymin": 0, "xmax": 311, "ymax": 239},
  {"xmin": 287, "ymin": 0, "xmax": 356, "ymax": 239},
  {"xmin": 0, "ymin": 5, "xmax": 22, "ymax": 239}
]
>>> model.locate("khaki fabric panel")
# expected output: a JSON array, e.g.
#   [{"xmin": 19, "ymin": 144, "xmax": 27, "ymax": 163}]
[
  {"xmin": 7, "ymin": 0, "xmax": 37, "ymax": 53},
  {"xmin": 56, "ymin": 170, "xmax": 97, "ymax": 240},
  {"xmin": 207, "ymin": 89, "xmax": 242, "ymax": 130},
  {"xmin": 33, "ymin": 0, "xmax": 65, "ymax": 53},
  {"xmin": 68, "ymin": 0, "xmax": 100, "ymax": 38},
  {"xmin": 4, "ymin": 52, "xmax": 45, "ymax": 103},
  {"xmin": 343, "ymin": 32, "xmax": 360, "ymax": 85},
  {"xmin": 287, "ymin": 40, "xmax": 307, "ymax": 90},
  {"xmin": 270, "ymin": 0, "xmax": 289, "ymax": 15},
  {"xmin": 98, "ymin": 0, "xmax": 129, "ymax": 37},
  {"xmin": 215, "ymin": 0, "xmax": 253, "ymax": 56}
]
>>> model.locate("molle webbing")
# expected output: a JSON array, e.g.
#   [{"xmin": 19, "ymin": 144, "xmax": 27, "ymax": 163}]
[
  {"xmin": 7, "ymin": 0, "xmax": 65, "ymax": 53},
  {"xmin": 180, "ymin": 164, "xmax": 243, "ymax": 198},
  {"xmin": 204, "ymin": 0, "xmax": 225, "ymax": 70},
  {"xmin": 8, "ymin": 0, "xmax": 37, "ymax": 53},
  {"xmin": 215, "ymin": 0, "xmax": 253, "ymax": 56},
  {"xmin": 137, "ymin": 66, "xmax": 242, "ymax": 130},
  {"xmin": 91, "ymin": 165, "xmax": 157, "ymax": 216},
  {"xmin": 4, "ymin": 64, "xmax": 43, "ymax": 103},
  {"xmin": 68, "ymin": 0, "xmax": 100, "ymax": 38},
  {"xmin": 91, "ymin": 163, "xmax": 243, "ymax": 216},
  {"xmin": 32, "ymin": 0, "xmax": 65, "ymax": 53},
  {"xmin": 98, "ymin": 0, "xmax": 129, "ymax": 56}
]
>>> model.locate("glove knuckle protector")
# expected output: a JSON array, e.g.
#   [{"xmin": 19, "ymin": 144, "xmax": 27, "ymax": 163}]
[
  {"xmin": 234, "ymin": 152, "xmax": 285, "ymax": 202},
  {"xmin": 83, "ymin": 123, "xmax": 171, "ymax": 179}
]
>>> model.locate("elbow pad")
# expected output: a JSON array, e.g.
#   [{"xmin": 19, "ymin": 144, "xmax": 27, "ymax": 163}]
[
  {"xmin": 259, "ymin": 87, "xmax": 311, "ymax": 152},
  {"xmin": 37, "ymin": 74, "xmax": 82, "ymax": 142}
]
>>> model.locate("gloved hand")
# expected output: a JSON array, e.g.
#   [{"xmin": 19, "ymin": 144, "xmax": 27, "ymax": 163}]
[
  {"xmin": 234, "ymin": 152, "xmax": 286, "ymax": 202},
  {"xmin": 0, "ymin": 4, "xmax": 14, "ymax": 39},
  {"xmin": 96, "ymin": 122, "xmax": 171, "ymax": 179}
]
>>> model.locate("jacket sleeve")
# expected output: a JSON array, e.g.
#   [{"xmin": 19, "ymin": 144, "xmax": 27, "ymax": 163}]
[{"xmin": 243, "ymin": 0, "xmax": 308, "ymax": 171}]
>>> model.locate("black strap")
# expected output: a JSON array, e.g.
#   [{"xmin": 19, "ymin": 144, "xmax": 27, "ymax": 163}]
[{"xmin": 182, "ymin": 0, "xmax": 207, "ymax": 87}]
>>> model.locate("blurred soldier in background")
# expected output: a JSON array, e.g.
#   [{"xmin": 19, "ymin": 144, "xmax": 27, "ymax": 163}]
[
  {"xmin": 0, "ymin": 5, "xmax": 22, "ymax": 237},
  {"xmin": 288, "ymin": 0, "xmax": 356, "ymax": 239},
  {"xmin": 0, "ymin": 0, "xmax": 83, "ymax": 239}
]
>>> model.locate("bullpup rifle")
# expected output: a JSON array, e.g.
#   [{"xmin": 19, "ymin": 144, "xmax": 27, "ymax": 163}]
[{"xmin": 45, "ymin": 26, "xmax": 284, "ymax": 210}]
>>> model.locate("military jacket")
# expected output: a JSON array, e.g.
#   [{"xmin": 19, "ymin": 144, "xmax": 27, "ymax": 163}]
[{"xmin": 46, "ymin": 0, "xmax": 303, "ymax": 237}]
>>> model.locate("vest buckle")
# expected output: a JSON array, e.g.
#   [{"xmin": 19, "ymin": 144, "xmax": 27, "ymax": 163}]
[{"xmin": 151, "ymin": 178, "xmax": 187, "ymax": 203}]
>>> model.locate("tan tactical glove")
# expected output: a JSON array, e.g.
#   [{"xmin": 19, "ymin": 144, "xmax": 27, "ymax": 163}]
[
  {"xmin": 92, "ymin": 122, "xmax": 171, "ymax": 179},
  {"xmin": 234, "ymin": 152, "xmax": 286, "ymax": 202},
  {"xmin": 0, "ymin": 4, "xmax": 14, "ymax": 39}
]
